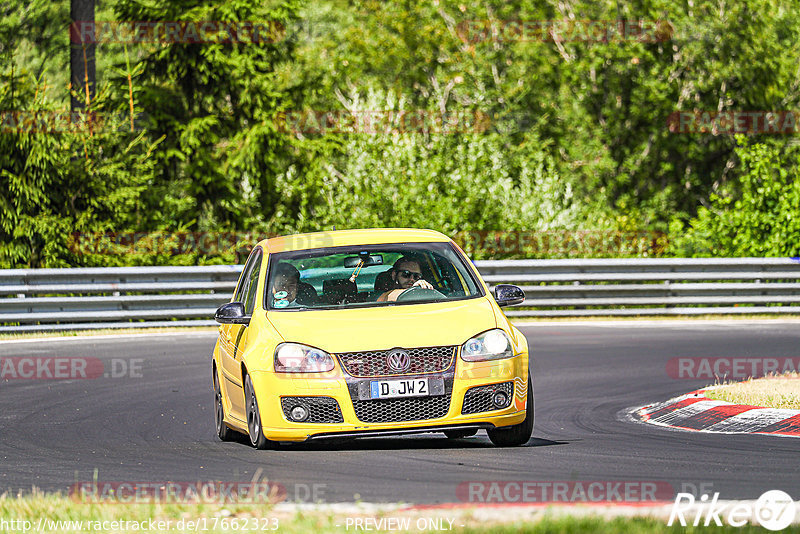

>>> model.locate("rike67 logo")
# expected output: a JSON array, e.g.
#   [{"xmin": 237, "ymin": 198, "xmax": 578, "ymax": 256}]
[{"xmin": 669, "ymin": 490, "xmax": 796, "ymax": 530}]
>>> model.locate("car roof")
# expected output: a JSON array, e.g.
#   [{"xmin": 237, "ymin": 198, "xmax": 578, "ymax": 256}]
[{"xmin": 260, "ymin": 228, "xmax": 452, "ymax": 253}]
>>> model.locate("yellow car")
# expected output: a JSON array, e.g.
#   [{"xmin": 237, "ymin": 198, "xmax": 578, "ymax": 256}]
[{"xmin": 212, "ymin": 228, "xmax": 532, "ymax": 448}]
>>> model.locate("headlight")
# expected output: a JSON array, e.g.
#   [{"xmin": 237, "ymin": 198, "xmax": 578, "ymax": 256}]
[
  {"xmin": 461, "ymin": 329, "xmax": 514, "ymax": 362},
  {"xmin": 274, "ymin": 343, "xmax": 335, "ymax": 373}
]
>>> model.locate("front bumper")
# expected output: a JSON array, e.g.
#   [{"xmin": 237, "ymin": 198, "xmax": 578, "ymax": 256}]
[{"xmin": 248, "ymin": 354, "xmax": 528, "ymax": 442}]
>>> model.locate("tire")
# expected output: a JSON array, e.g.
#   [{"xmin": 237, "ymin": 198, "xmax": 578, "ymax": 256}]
[
  {"xmin": 213, "ymin": 367, "xmax": 234, "ymax": 442},
  {"xmin": 444, "ymin": 429, "xmax": 478, "ymax": 439},
  {"xmin": 487, "ymin": 377, "xmax": 533, "ymax": 447},
  {"xmin": 244, "ymin": 373, "xmax": 270, "ymax": 449}
]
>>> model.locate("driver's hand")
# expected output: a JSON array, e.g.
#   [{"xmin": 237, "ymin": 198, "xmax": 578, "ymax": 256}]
[{"xmin": 413, "ymin": 279, "xmax": 433, "ymax": 290}]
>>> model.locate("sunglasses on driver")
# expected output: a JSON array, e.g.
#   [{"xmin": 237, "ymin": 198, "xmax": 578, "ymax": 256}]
[{"xmin": 396, "ymin": 269, "xmax": 423, "ymax": 281}]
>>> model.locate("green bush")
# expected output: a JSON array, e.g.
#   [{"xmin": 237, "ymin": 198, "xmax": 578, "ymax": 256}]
[{"xmin": 669, "ymin": 138, "xmax": 800, "ymax": 257}]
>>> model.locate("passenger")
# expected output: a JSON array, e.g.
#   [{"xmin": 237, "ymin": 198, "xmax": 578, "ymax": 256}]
[
  {"xmin": 377, "ymin": 256, "xmax": 434, "ymax": 302},
  {"xmin": 271, "ymin": 263, "xmax": 300, "ymax": 308}
]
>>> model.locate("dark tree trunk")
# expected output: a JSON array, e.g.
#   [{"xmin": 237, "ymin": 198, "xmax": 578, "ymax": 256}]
[{"xmin": 70, "ymin": 0, "xmax": 96, "ymax": 112}]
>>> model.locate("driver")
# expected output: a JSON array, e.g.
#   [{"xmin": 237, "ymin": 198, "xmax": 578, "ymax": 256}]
[{"xmin": 377, "ymin": 256, "xmax": 434, "ymax": 302}]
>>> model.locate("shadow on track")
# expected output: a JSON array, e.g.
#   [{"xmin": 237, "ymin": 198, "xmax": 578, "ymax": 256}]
[{"xmin": 222, "ymin": 432, "xmax": 566, "ymax": 451}]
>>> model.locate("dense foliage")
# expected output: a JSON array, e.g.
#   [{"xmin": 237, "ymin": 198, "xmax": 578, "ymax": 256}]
[{"xmin": 2, "ymin": 0, "xmax": 800, "ymax": 266}]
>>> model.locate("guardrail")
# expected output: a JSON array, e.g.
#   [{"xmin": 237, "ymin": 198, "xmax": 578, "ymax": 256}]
[
  {"xmin": 479, "ymin": 258, "xmax": 800, "ymax": 317},
  {"xmin": 1, "ymin": 258, "xmax": 799, "ymax": 332},
  {"xmin": 0, "ymin": 266, "xmax": 241, "ymax": 332}
]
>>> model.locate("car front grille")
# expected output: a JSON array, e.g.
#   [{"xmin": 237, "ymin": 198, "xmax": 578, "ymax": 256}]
[
  {"xmin": 461, "ymin": 381, "xmax": 514, "ymax": 414},
  {"xmin": 351, "ymin": 396, "xmax": 452, "ymax": 423},
  {"xmin": 336, "ymin": 346, "xmax": 456, "ymax": 377},
  {"xmin": 347, "ymin": 378, "xmax": 453, "ymax": 423},
  {"xmin": 280, "ymin": 396, "xmax": 344, "ymax": 424}
]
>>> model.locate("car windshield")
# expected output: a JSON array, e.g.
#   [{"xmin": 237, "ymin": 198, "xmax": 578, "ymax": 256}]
[{"xmin": 264, "ymin": 242, "xmax": 482, "ymax": 310}]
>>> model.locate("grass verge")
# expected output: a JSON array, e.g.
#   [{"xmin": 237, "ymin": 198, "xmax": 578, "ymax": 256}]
[
  {"xmin": 705, "ymin": 372, "xmax": 800, "ymax": 409},
  {"xmin": 1, "ymin": 494, "xmax": 798, "ymax": 533}
]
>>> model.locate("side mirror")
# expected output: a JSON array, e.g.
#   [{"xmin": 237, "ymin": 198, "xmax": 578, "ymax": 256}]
[
  {"xmin": 215, "ymin": 302, "xmax": 251, "ymax": 324},
  {"xmin": 493, "ymin": 284, "xmax": 525, "ymax": 307}
]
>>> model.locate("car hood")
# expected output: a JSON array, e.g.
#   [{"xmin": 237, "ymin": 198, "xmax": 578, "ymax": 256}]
[{"xmin": 266, "ymin": 297, "xmax": 498, "ymax": 353}]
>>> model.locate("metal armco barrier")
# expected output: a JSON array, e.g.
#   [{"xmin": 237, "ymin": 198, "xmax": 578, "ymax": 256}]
[
  {"xmin": 478, "ymin": 258, "xmax": 800, "ymax": 317},
  {"xmin": 0, "ymin": 266, "xmax": 241, "ymax": 332},
  {"xmin": 1, "ymin": 258, "xmax": 799, "ymax": 332}
]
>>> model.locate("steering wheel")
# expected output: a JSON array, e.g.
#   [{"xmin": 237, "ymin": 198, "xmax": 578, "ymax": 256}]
[{"xmin": 395, "ymin": 286, "xmax": 446, "ymax": 302}]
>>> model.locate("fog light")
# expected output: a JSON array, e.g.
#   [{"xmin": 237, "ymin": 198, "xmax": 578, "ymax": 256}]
[
  {"xmin": 290, "ymin": 405, "xmax": 309, "ymax": 422},
  {"xmin": 492, "ymin": 391, "xmax": 508, "ymax": 408}
]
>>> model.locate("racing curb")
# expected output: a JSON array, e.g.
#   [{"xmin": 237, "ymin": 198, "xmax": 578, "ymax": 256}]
[{"xmin": 634, "ymin": 389, "xmax": 800, "ymax": 437}]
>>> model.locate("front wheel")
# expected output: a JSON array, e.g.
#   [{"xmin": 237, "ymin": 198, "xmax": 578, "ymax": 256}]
[
  {"xmin": 487, "ymin": 377, "xmax": 533, "ymax": 447},
  {"xmin": 244, "ymin": 374, "xmax": 270, "ymax": 449}
]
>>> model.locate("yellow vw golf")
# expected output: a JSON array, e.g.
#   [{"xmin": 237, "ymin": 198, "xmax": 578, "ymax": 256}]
[{"xmin": 212, "ymin": 228, "xmax": 532, "ymax": 448}]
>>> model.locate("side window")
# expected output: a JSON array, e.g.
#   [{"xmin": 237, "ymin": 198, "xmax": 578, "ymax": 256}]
[
  {"xmin": 243, "ymin": 253, "xmax": 263, "ymax": 315},
  {"xmin": 234, "ymin": 248, "xmax": 261, "ymax": 303}
]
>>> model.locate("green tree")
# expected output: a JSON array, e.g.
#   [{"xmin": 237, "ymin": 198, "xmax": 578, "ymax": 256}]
[
  {"xmin": 111, "ymin": 0, "xmax": 303, "ymax": 234},
  {"xmin": 669, "ymin": 138, "xmax": 800, "ymax": 257},
  {"xmin": 0, "ymin": 65, "xmax": 161, "ymax": 267}
]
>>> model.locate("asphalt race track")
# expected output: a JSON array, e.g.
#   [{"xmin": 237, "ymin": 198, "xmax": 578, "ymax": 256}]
[{"xmin": 1, "ymin": 321, "xmax": 799, "ymax": 504}]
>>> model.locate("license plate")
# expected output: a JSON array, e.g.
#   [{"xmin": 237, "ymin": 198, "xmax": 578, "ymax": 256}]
[
  {"xmin": 357, "ymin": 378, "xmax": 445, "ymax": 400},
  {"xmin": 370, "ymin": 378, "xmax": 428, "ymax": 399}
]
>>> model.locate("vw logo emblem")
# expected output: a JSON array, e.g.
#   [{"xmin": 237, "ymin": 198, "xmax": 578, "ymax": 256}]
[{"xmin": 386, "ymin": 349, "xmax": 411, "ymax": 372}]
